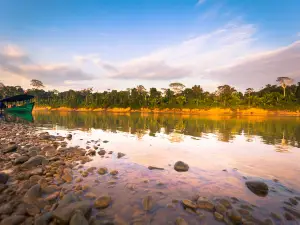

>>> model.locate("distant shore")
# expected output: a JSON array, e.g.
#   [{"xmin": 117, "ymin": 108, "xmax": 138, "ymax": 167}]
[{"xmin": 33, "ymin": 107, "xmax": 300, "ymax": 116}]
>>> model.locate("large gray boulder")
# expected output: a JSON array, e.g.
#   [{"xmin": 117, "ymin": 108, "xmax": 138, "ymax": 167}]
[{"xmin": 21, "ymin": 155, "xmax": 48, "ymax": 169}]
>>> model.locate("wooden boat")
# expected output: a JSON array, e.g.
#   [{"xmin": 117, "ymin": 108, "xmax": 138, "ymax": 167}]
[{"xmin": 0, "ymin": 94, "xmax": 35, "ymax": 113}]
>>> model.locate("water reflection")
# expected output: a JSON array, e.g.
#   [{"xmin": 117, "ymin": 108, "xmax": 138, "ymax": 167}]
[{"xmin": 33, "ymin": 111, "xmax": 300, "ymax": 148}]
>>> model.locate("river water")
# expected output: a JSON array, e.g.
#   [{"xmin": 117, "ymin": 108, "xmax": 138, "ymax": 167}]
[{"xmin": 28, "ymin": 111, "xmax": 300, "ymax": 224}]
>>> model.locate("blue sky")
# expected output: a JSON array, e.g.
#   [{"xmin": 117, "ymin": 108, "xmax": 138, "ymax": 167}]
[{"xmin": 0, "ymin": 0, "xmax": 300, "ymax": 91}]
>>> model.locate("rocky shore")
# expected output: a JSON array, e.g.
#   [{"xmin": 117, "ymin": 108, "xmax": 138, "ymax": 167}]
[{"xmin": 0, "ymin": 120, "xmax": 300, "ymax": 225}]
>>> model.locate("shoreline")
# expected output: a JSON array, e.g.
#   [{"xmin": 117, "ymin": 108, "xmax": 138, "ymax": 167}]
[{"xmin": 33, "ymin": 106, "xmax": 300, "ymax": 116}]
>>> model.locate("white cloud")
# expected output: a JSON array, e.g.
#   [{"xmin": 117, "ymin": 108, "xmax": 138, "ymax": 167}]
[
  {"xmin": 0, "ymin": 45, "xmax": 94, "ymax": 87},
  {"xmin": 196, "ymin": 0, "xmax": 206, "ymax": 6}
]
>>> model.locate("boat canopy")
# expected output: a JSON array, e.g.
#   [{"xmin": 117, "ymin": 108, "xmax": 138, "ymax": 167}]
[{"xmin": 0, "ymin": 94, "xmax": 34, "ymax": 103}]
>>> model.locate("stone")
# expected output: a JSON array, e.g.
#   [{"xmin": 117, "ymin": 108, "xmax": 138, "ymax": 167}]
[
  {"xmin": 70, "ymin": 210, "xmax": 88, "ymax": 225},
  {"xmin": 174, "ymin": 161, "xmax": 189, "ymax": 172},
  {"xmin": 148, "ymin": 166, "xmax": 164, "ymax": 170},
  {"xmin": 45, "ymin": 191, "xmax": 60, "ymax": 201},
  {"xmin": 23, "ymin": 184, "xmax": 41, "ymax": 205},
  {"xmin": 181, "ymin": 200, "xmax": 197, "ymax": 209},
  {"xmin": 25, "ymin": 204, "xmax": 40, "ymax": 216},
  {"xmin": 66, "ymin": 134, "xmax": 72, "ymax": 139},
  {"xmin": 197, "ymin": 197, "xmax": 214, "ymax": 211},
  {"xmin": 0, "ymin": 215, "xmax": 25, "ymax": 225},
  {"xmin": 285, "ymin": 212, "xmax": 295, "ymax": 221},
  {"xmin": 98, "ymin": 150, "xmax": 106, "ymax": 155},
  {"xmin": 0, "ymin": 202, "xmax": 13, "ymax": 214},
  {"xmin": 245, "ymin": 181, "xmax": 269, "ymax": 197},
  {"xmin": 289, "ymin": 198, "xmax": 298, "ymax": 205},
  {"xmin": 30, "ymin": 168, "xmax": 43, "ymax": 176},
  {"xmin": 142, "ymin": 195, "xmax": 153, "ymax": 211},
  {"xmin": 228, "ymin": 209, "xmax": 242, "ymax": 223},
  {"xmin": 110, "ymin": 170, "xmax": 118, "ymax": 175},
  {"xmin": 94, "ymin": 195, "xmax": 111, "ymax": 209},
  {"xmin": 2, "ymin": 144, "xmax": 17, "ymax": 153},
  {"xmin": 22, "ymin": 155, "xmax": 49, "ymax": 170},
  {"xmin": 85, "ymin": 192, "xmax": 97, "ymax": 199},
  {"xmin": 270, "ymin": 212, "xmax": 282, "ymax": 221},
  {"xmin": 214, "ymin": 212, "xmax": 224, "ymax": 221},
  {"xmin": 215, "ymin": 203, "xmax": 227, "ymax": 215},
  {"xmin": 117, "ymin": 152, "xmax": 125, "ymax": 158},
  {"xmin": 97, "ymin": 167, "xmax": 108, "ymax": 175},
  {"xmin": 0, "ymin": 173, "xmax": 9, "ymax": 184},
  {"xmin": 52, "ymin": 200, "xmax": 92, "ymax": 224},
  {"xmin": 14, "ymin": 155, "xmax": 29, "ymax": 164},
  {"xmin": 175, "ymin": 217, "xmax": 188, "ymax": 225},
  {"xmin": 283, "ymin": 206, "xmax": 300, "ymax": 218},
  {"xmin": 34, "ymin": 212, "xmax": 53, "ymax": 225},
  {"xmin": 62, "ymin": 168, "xmax": 73, "ymax": 183}
]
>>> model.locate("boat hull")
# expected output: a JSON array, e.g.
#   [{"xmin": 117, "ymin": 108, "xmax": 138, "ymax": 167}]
[{"xmin": 4, "ymin": 102, "xmax": 35, "ymax": 113}]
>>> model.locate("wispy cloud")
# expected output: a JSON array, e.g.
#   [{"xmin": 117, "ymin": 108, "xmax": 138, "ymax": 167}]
[
  {"xmin": 196, "ymin": 0, "xmax": 206, "ymax": 6},
  {"xmin": 0, "ymin": 44, "xmax": 94, "ymax": 86}
]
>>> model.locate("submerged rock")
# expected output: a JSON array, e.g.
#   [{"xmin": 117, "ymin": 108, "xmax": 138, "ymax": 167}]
[
  {"xmin": 98, "ymin": 167, "xmax": 108, "ymax": 175},
  {"xmin": 175, "ymin": 217, "xmax": 188, "ymax": 225},
  {"xmin": 98, "ymin": 150, "xmax": 106, "ymax": 155},
  {"xmin": 245, "ymin": 181, "xmax": 269, "ymax": 197},
  {"xmin": 94, "ymin": 195, "xmax": 111, "ymax": 209},
  {"xmin": 174, "ymin": 161, "xmax": 189, "ymax": 172},
  {"xmin": 142, "ymin": 195, "xmax": 153, "ymax": 211},
  {"xmin": 181, "ymin": 200, "xmax": 197, "ymax": 209}
]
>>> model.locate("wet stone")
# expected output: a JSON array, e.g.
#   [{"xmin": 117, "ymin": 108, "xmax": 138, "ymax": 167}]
[
  {"xmin": 174, "ymin": 161, "xmax": 189, "ymax": 172},
  {"xmin": 94, "ymin": 195, "xmax": 111, "ymax": 209},
  {"xmin": 142, "ymin": 195, "xmax": 153, "ymax": 211},
  {"xmin": 245, "ymin": 181, "xmax": 269, "ymax": 197},
  {"xmin": 214, "ymin": 212, "xmax": 224, "ymax": 221},
  {"xmin": 175, "ymin": 217, "xmax": 188, "ymax": 225},
  {"xmin": 97, "ymin": 167, "xmax": 108, "ymax": 175},
  {"xmin": 182, "ymin": 199, "xmax": 197, "ymax": 209},
  {"xmin": 197, "ymin": 197, "xmax": 214, "ymax": 211}
]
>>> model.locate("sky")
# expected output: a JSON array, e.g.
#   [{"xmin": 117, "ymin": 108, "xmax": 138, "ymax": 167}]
[{"xmin": 0, "ymin": 0, "xmax": 300, "ymax": 92}]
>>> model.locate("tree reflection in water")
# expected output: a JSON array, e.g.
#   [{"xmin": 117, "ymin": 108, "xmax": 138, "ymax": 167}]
[{"xmin": 33, "ymin": 111, "xmax": 300, "ymax": 149}]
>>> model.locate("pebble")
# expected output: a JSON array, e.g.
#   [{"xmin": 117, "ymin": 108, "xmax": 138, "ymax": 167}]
[
  {"xmin": 94, "ymin": 195, "xmax": 112, "ymax": 209},
  {"xmin": 97, "ymin": 167, "xmax": 108, "ymax": 175}
]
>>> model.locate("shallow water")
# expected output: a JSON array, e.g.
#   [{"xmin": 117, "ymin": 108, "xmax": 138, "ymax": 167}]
[{"xmin": 31, "ymin": 111, "xmax": 300, "ymax": 224}]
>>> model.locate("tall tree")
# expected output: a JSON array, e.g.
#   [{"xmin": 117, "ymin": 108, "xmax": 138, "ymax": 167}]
[
  {"xmin": 216, "ymin": 85, "xmax": 236, "ymax": 107},
  {"xmin": 169, "ymin": 83, "xmax": 185, "ymax": 95},
  {"xmin": 30, "ymin": 79, "xmax": 44, "ymax": 89},
  {"xmin": 245, "ymin": 88, "xmax": 254, "ymax": 107},
  {"xmin": 276, "ymin": 77, "xmax": 293, "ymax": 97}
]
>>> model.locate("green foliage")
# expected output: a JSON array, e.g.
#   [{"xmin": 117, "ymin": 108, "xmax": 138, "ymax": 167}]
[{"xmin": 1, "ymin": 82, "xmax": 300, "ymax": 110}]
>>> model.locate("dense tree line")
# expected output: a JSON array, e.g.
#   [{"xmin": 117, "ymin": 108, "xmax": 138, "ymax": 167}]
[{"xmin": 1, "ymin": 77, "xmax": 300, "ymax": 110}]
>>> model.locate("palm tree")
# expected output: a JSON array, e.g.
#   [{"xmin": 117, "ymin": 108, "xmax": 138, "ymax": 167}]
[
  {"xmin": 246, "ymin": 88, "xmax": 254, "ymax": 107},
  {"xmin": 276, "ymin": 77, "xmax": 293, "ymax": 97}
]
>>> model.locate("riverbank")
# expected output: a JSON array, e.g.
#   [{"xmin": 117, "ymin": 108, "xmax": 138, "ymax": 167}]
[
  {"xmin": 1, "ymin": 120, "xmax": 300, "ymax": 224},
  {"xmin": 33, "ymin": 107, "xmax": 300, "ymax": 116}
]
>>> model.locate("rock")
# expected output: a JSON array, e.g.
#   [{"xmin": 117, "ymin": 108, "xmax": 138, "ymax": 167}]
[
  {"xmin": 87, "ymin": 150, "xmax": 96, "ymax": 156},
  {"xmin": 97, "ymin": 167, "xmax": 108, "ymax": 175},
  {"xmin": 25, "ymin": 204, "xmax": 40, "ymax": 216},
  {"xmin": 215, "ymin": 203, "xmax": 227, "ymax": 215},
  {"xmin": 175, "ymin": 217, "xmax": 188, "ymax": 225},
  {"xmin": 30, "ymin": 168, "xmax": 43, "ymax": 176},
  {"xmin": 94, "ymin": 195, "xmax": 111, "ymax": 209},
  {"xmin": 98, "ymin": 150, "xmax": 106, "ymax": 155},
  {"xmin": 245, "ymin": 181, "xmax": 269, "ymax": 197},
  {"xmin": 108, "ymin": 151, "xmax": 113, "ymax": 154},
  {"xmin": 34, "ymin": 212, "xmax": 52, "ymax": 225},
  {"xmin": 0, "ymin": 215, "xmax": 25, "ymax": 225},
  {"xmin": 181, "ymin": 200, "xmax": 197, "ymax": 209},
  {"xmin": 142, "ymin": 195, "xmax": 153, "ymax": 211},
  {"xmin": 70, "ymin": 210, "xmax": 88, "ymax": 225},
  {"xmin": 270, "ymin": 212, "xmax": 282, "ymax": 221},
  {"xmin": 23, "ymin": 184, "xmax": 41, "ymax": 205},
  {"xmin": 14, "ymin": 156, "xmax": 29, "ymax": 164},
  {"xmin": 285, "ymin": 212, "xmax": 295, "ymax": 221},
  {"xmin": 43, "ymin": 145, "xmax": 56, "ymax": 157},
  {"xmin": 283, "ymin": 206, "xmax": 300, "ymax": 218},
  {"xmin": 22, "ymin": 155, "xmax": 49, "ymax": 170},
  {"xmin": 117, "ymin": 152, "xmax": 125, "ymax": 158},
  {"xmin": 214, "ymin": 212, "xmax": 224, "ymax": 221},
  {"xmin": 0, "ymin": 202, "xmax": 13, "ymax": 214},
  {"xmin": 52, "ymin": 200, "xmax": 92, "ymax": 224},
  {"xmin": 289, "ymin": 198, "xmax": 298, "ymax": 205},
  {"xmin": 197, "ymin": 197, "xmax": 214, "ymax": 211},
  {"xmin": 174, "ymin": 161, "xmax": 189, "ymax": 172},
  {"xmin": 227, "ymin": 209, "xmax": 242, "ymax": 223},
  {"xmin": 103, "ymin": 140, "xmax": 109, "ymax": 143},
  {"xmin": 2, "ymin": 144, "xmax": 17, "ymax": 153},
  {"xmin": 85, "ymin": 192, "xmax": 97, "ymax": 199},
  {"xmin": 57, "ymin": 193, "xmax": 79, "ymax": 208},
  {"xmin": 110, "ymin": 170, "xmax": 118, "ymax": 175},
  {"xmin": 62, "ymin": 168, "xmax": 73, "ymax": 183},
  {"xmin": 148, "ymin": 166, "xmax": 164, "ymax": 170},
  {"xmin": 0, "ymin": 173, "xmax": 9, "ymax": 184},
  {"xmin": 45, "ymin": 191, "xmax": 60, "ymax": 201},
  {"xmin": 66, "ymin": 134, "xmax": 72, "ymax": 139}
]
